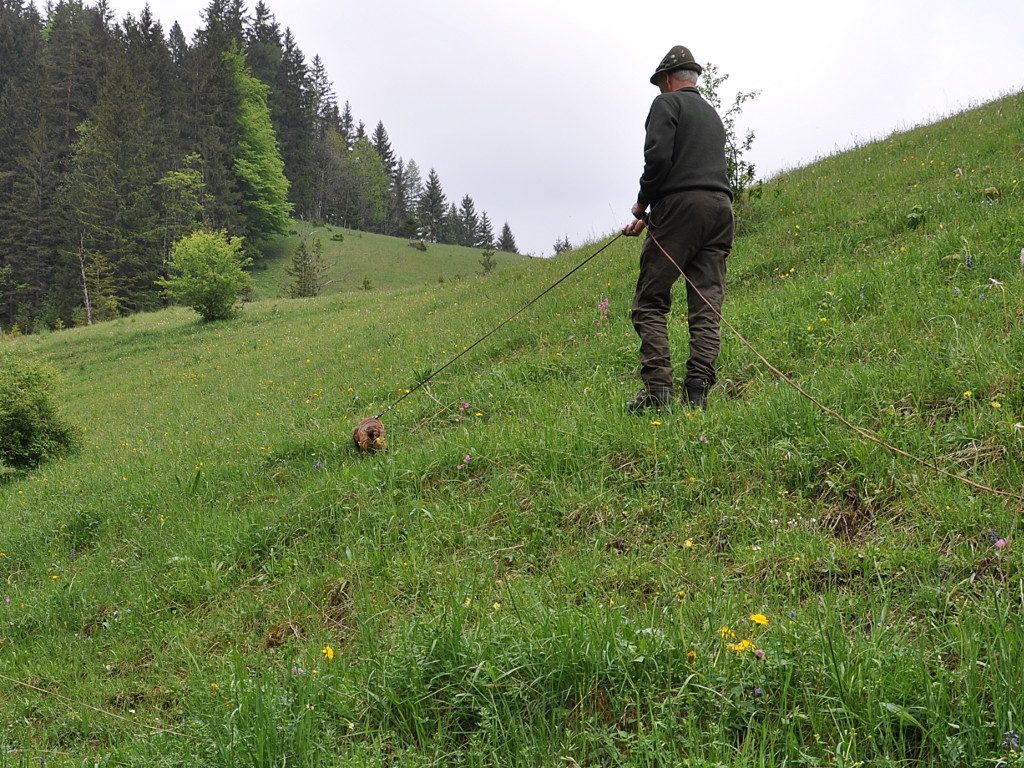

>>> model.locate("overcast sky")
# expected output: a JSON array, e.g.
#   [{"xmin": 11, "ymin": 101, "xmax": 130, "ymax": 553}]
[{"xmin": 106, "ymin": 0, "xmax": 1024, "ymax": 255}]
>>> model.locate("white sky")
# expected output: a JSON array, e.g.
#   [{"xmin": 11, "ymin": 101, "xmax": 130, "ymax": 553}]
[{"xmin": 106, "ymin": 0, "xmax": 1024, "ymax": 255}]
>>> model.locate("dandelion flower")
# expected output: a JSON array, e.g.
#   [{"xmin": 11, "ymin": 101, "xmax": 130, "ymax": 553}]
[
  {"xmin": 322, "ymin": 644, "xmax": 335, "ymax": 661},
  {"xmin": 719, "ymin": 626, "xmax": 736, "ymax": 639},
  {"xmin": 750, "ymin": 613, "xmax": 769, "ymax": 626},
  {"xmin": 991, "ymin": 400, "xmax": 1002, "ymax": 409},
  {"xmin": 727, "ymin": 639, "xmax": 757, "ymax": 653},
  {"xmin": 684, "ymin": 539, "xmax": 693, "ymax": 549},
  {"xmin": 210, "ymin": 682, "xmax": 219, "ymax": 692},
  {"xmin": 651, "ymin": 420, "xmax": 662, "ymax": 427},
  {"xmin": 475, "ymin": 412, "xmax": 484, "ymax": 418},
  {"xmin": 492, "ymin": 601, "xmax": 502, "ymax": 612},
  {"xmin": 963, "ymin": 390, "xmax": 973, "ymax": 398}
]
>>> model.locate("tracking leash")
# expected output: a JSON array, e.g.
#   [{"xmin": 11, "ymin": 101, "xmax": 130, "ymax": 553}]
[
  {"xmin": 375, "ymin": 233, "xmax": 624, "ymax": 420},
  {"xmin": 648, "ymin": 231, "xmax": 1024, "ymax": 504}
]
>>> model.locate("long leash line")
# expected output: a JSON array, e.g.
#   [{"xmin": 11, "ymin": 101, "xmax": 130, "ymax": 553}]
[
  {"xmin": 648, "ymin": 232, "xmax": 1024, "ymax": 504},
  {"xmin": 0, "ymin": 671, "xmax": 198, "ymax": 742},
  {"xmin": 375, "ymin": 233, "xmax": 625, "ymax": 420}
]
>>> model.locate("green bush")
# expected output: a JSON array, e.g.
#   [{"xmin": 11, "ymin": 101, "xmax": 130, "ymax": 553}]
[
  {"xmin": 158, "ymin": 230, "xmax": 253, "ymax": 321},
  {"xmin": 0, "ymin": 355, "xmax": 77, "ymax": 471}
]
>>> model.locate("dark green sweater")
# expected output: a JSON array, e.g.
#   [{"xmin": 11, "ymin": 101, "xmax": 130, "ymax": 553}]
[{"xmin": 636, "ymin": 87, "xmax": 732, "ymax": 209}]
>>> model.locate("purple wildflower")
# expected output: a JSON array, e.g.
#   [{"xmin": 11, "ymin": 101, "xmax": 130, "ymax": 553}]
[
  {"xmin": 459, "ymin": 402, "xmax": 471, "ymax": 413},
  {"xmin": 754, "ymin": 648, "xmax": 765, "ymax": 660},
  {"xmin": 753, "ymin": 687, "xmax": 763, "ymax": 699},
  {"xmin": 1003, "ymin": 730, "xmax": 1020, "ymax": 751}
]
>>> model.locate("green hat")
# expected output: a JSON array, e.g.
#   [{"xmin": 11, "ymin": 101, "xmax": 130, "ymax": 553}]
[{"xmin": 650, "ymin": 45, "xmax": 702, "ymax": 85}]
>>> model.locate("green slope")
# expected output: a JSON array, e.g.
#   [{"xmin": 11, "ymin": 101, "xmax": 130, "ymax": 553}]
[
  {"xmin": 253, "ymin": 220, "xmax": 530, "ymax": 299},
  {"xmin": 1, "ymin": 93, "xmax": 1023, "ymax": 766}
]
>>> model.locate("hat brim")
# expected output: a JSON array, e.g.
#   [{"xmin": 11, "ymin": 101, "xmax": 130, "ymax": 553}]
[{"xmin": 649, "ymin": 63, "xmax": 703, "ymax": 85}]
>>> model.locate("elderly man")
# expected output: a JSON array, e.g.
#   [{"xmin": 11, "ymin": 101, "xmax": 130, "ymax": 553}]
[{"xmin": 623, "ymin": 45, "xmax": 734, "ymax": 411}]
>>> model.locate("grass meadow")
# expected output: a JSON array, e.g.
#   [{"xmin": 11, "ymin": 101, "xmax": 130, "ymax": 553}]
[
  {"xmin": 252, "ymin": 222, "xmax": 529, "ymax": 300},
  {"xmin": 1, "ymin": 93, "xmax": 1023, "ymax": 765}
]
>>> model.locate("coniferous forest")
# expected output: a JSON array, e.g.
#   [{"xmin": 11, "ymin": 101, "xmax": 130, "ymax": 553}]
[{"xmin": 0, "ymin": 0, "xmax": 519, "ymax": 332}]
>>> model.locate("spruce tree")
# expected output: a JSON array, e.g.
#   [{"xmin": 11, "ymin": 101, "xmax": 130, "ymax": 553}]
[
  {"xmin": 498, "ymin": 222, "xmax": 518, "ymax": 254},
  {"xmin": 345, "ymin": 137, "xmax": 387, "ymax": 232},
  {"xmin": 416, "ymin": 168, "xmax": 446, "ymax": 242},
  {"xmin": 457, "ymin": 195, "xmax": 479, "ymax": 247},
  {"xmin": 272, "ymin": 28, "xmax": 315, "ymax": 216},
  {"xmin": 441, "ymin": 202, "xmax": 462, "ymax": 246},
  {"xmin": 245, "ymin": 0, "xmax": 281, "ymax": 88},
  {"xmin": 339, "ymin": 100, "xmax": 354, "ymax": 148},
  {"xmin": 476, "ymin": 212, "xmax": 495, "ymax": 250},
  {"xmin": 286, "ymin": 236, "xmax": 328, "ymax": 298},
  {"xmin": 370, "ymin": 121, "xmax": 396, "ymax": 179}
]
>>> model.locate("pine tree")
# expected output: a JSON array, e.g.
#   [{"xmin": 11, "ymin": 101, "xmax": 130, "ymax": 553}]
[
  {"xmin": 286, "ymin": 235, "xmax": 328, "ymax": 297},
  {"xmin": 457, "ymin": 195, "xmax": 479, "ymax": 247},
  {"xmin": 227, "ymin": 46, "xmax": 293, "ymax": 243},
  {"xmin": 416, "ymin": 168, "xmax": 446, "ymax": 242},
  {"xmin": 476, "ymin": 212, "xmax": 495, "ymax": 250},
  {"xmin": 498, "ymin": 222, "xmax": 518, "ymax": 254}
]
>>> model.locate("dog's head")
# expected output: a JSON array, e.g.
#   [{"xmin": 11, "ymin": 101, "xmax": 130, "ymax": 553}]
[{"xmin": 353, "ymin": 417, "xmax": 387, "ymax": 453}]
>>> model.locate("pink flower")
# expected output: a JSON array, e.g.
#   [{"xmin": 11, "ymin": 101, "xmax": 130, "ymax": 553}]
[
  {"xmin": 463, "ymin": 455, "xmax": 472, "ymax": 464},
  {"xmin": 754, "ymin": 648, "xmax": 765, "ymax": 660},
  {"xmin": 996, "ymin": 538, "xmax": 1007, "ymax": 549},
  {"xmin": 459, "ymin": 402, "xmax": 471, "ymax": 413},
  {"xmin": 3, "ymin": 597, "xmax": 9, "ymax": 604}
]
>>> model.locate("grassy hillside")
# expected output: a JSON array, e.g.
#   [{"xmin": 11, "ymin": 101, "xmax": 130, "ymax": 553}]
[
  {"xmin": 252, "ymin": 221, "xmax": 529, "ymax": 299},
  {"xmin": 1, "ymin": 93, "xmax": 1023, "ymax": 766}
]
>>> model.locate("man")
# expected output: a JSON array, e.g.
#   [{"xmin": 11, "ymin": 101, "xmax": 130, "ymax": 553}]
[{"xmin": 623, "ymin": 45, "xmax": 734, "ymax": 411}]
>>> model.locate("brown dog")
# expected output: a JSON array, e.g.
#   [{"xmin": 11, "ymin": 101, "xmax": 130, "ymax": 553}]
[{"xmin": 352, "ymin": 417, "xmax": 387, "ymax": 453}]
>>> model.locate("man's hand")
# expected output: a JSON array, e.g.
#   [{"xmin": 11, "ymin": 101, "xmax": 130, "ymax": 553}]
[
  {"xmin": 622, "ymin": 218, "xmax": 647, "ymax": 237},
  {"xmin": 623, "ymin": 203, "xmax": 647, "ymax": 236}
]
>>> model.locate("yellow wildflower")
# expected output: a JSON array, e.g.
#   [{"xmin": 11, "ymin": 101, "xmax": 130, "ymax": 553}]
[
  {"xmin": 727, "ymin": 639, "xmax": 757, "ymax": 653},
  {"xmin": 992, "ymin": 401, "xmax": 1002, "ymax": 409},
  {"xmin": 210, "ymin": 682, "xmax": 219, "ymax": 692},
  {"xmin": 684, "ymin": 539, "xmax": 694, "ymax": 549},
  {"xmin": 492, "ymin": 601, "xmax": 502, "ymax": 612},
  {"xmin": 687, "ymin": 650, "xmax": 697, "ymax": 662},
  {"xmin": 963, "ymin": 390, "xmax": 973, "ymax": 398},
  {"xmin": 463, "ymin": 597, "xmax": 472, "ymax": 608},
  {"xmin": 651, "ymin": 420, "xmax": 662, "ymax": 427},
  {"xmin": 719, "ymin": 626, "xmax": 736, "ymax": 639},
  {"xmin": 750, "ymin": 613, "xmax": 769, "ymax": 626},
  {"xmin": 322, "ymin": 644, "xmax": 335, "ymax": 661}
]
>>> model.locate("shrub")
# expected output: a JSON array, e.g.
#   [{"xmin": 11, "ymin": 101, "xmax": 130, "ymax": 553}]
[
  {"xmin": 330, "ymin": 232, "xmax": 345, "ymax": 242},
  {"xmin": 408, "ymin": 240, "xmax": 428, "ymax": 252},
  {"xmin": 0, "ymin": 355, "xmax": 77, "ymax": 471},
  {"xmin": 158, "ymin": 230, "xmax": 252, "ymax": 321}
]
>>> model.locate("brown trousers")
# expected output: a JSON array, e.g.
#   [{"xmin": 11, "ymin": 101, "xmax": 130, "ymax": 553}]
[{"xmin": 631, "ymin": 189, "xmax": 734, "ymax": 391}]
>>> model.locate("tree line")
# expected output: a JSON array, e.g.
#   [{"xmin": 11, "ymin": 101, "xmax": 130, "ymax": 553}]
[{"xmin": 0, "ymin": 0, "xmax": 519, "ymax": 333}]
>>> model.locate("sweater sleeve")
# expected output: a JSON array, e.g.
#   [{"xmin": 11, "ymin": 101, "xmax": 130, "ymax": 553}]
[{"xmin": 637, "ymin": 95, "xmax": 678, "ymax": 209}]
